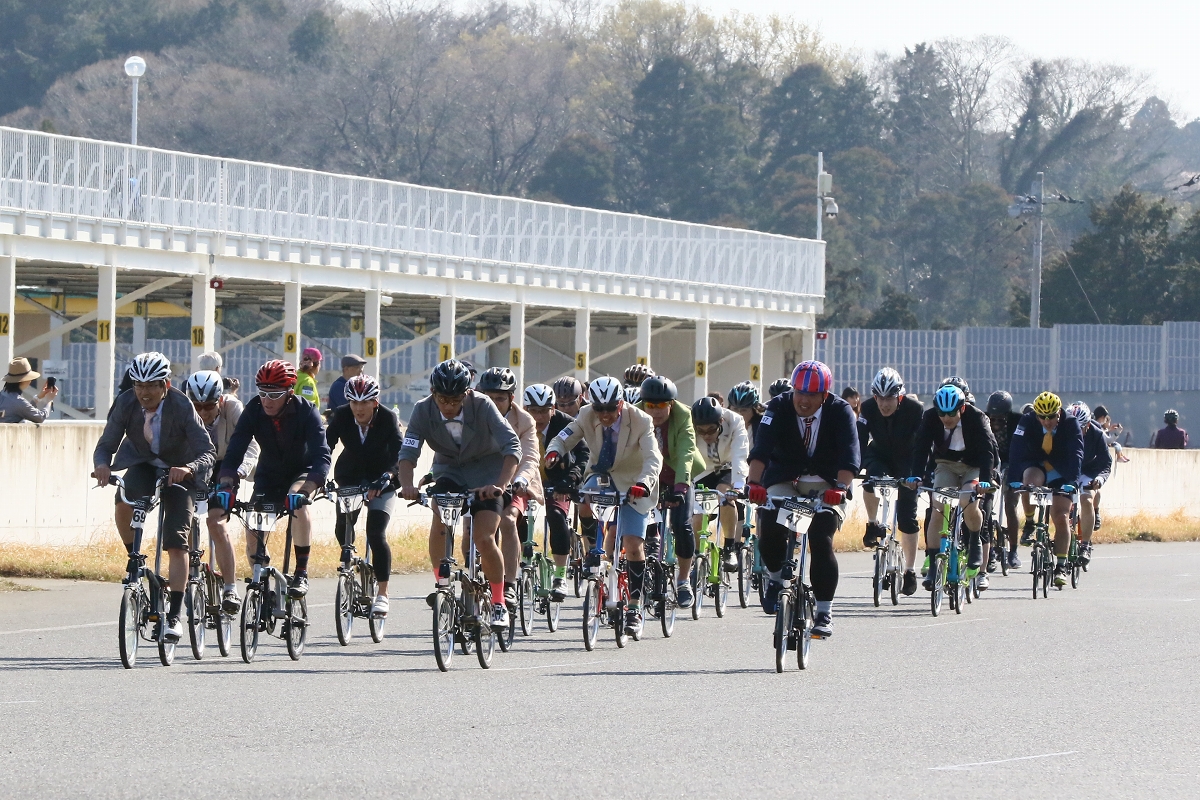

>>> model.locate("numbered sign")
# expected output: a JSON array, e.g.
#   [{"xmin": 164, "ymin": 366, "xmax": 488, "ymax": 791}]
[
  {"xmin": 750, "ymin": 364, "xmax": 761, "ymax": 381},
  {"xmin": 0, "ymin": 313, "xmax": 8, "ymax": 336},
  {"xmin": 284, "ymin": 333, "xmax": 297, "ymax": 353},
  {"xmin": 510, "ymin": 348, "xmax": 521, "ymax": 367},
  {"xmin": 695, "ymin": 360, "xmax": 706, "ymax": 378},
  {"xmin": 575, "ymin": 352, "xmax": 587, "ymax": 370},
  {"xmin": 350, "ymin": 316, "xmax": 364, "ymax": 333},
  {"xmin": 365, "ymin": 337, "xmax": 377, "ymax": 358},
  {"xmin": 134, "ymin": 300, "xmax": 145, "ymax": 316},
  {"xmin": 636, "ymin": 356, "xmax": 647, "ymax": 366},
  {"xmin": 191, "ymin": 326, "xmax": 205, "ymax": 347},
  {"xmin": 96, "ymin": 320, "xmax": 111, "ymax": 342},
  {"xmin": 439, "ymin": 343, "xmax": 452, "ymax": 361},
  {"xmin": 214, "ymin": 307, "xmax": 223, "ymax": 324}
]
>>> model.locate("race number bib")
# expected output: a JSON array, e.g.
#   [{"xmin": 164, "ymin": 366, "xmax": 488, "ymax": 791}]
[{"xmin": 403, "ymin": 436, "xmax": 420, "ymax": 449}]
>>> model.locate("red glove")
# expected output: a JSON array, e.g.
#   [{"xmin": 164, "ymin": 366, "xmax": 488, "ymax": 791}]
[
  {"xmin": 544, "ymin": 451, "xmax": 561, "ymax": 469},
  {"xmin": 628, "ymin": 483, "xmax": 649, "ymax": 500},
  {"xmin": 747, "ymin": 483, "xmax": 768, "ymax": 505}
]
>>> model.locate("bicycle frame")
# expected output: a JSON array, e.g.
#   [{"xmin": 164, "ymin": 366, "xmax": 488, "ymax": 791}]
[{"xmin": 868, "ymin": 477, "xmax": 904, "ymax": 607}]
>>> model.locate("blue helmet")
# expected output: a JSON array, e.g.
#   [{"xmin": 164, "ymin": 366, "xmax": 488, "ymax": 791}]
[{"xmin": 933, "ymin": 385, "xmax": 965, "ymax": 414}]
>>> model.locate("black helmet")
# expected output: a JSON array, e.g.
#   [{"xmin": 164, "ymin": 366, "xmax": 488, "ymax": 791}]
[
  {"xmin": 691, "ymin": 396, "xmax": 723, "ymax": 427},
  {"xmin": 986, "ymin": 390, "xmax": 1013, "ymax": 416},
  {"xmin": 727, "ymin": 381, "xmax": 760, "ymax": 409},
  {"xmin": 552, "ymin": 376, "xmax": 583, "ymax": 401},
  {"xmin": 477, "ymin": 367, "xmax": 516, "ymax": 394},
  {"xmin": 768, "ymin": 378, "xmax": 791, "ymax": 398},
  {"xmin": 941, "ymin": 376, "xmax": 973, "ymax": 404},
  {"xmin": 623, "ymin": 363, "xmax": 655, "ymax": 386},
  {"xmin": 639, "ymin": 375, "xmax": 677, "ymax": 403},
  {"xmin": 430, "ymin": 359, "xmax": 472, "ymax": 395}
]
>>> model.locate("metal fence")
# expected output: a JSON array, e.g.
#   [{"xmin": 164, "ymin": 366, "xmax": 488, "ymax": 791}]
[{"xmin": 0, "ymin": 127, "xmax": 822, "ymax": 298}]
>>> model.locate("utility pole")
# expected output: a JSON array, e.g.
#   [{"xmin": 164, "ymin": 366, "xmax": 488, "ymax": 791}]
[
  {"xmin": 1030, "ymin": 171, "xmax": 1044, "ymax": 329},
  {"xmin": 816, "ymin": 152, "xmax": 836, "ymax": 241}
]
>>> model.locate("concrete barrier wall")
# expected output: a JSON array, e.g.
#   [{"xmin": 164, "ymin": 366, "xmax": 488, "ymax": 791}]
[{"xmin": 0, "ymin": 423, "xmax": 1193, "ymax": 546}]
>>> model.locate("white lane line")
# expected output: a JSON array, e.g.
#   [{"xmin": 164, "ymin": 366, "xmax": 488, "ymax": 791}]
[
  {"xmin": 491, "ymin": 659, "xmax": 609, "ymax": 672},
  {"xmin": 889, "ymin": 617, "xmax": 988, "ymax": 630},
  {"xmin": 930, "ymin": 751, "xmax": 1077, "ymax": 771},
  {"xmin": 0, "ymin": 621, "xmax": 112, "ymax": 636},
  {"xmin": 2, "ymin": 700, "xmax": 37, "ymax": 705}
]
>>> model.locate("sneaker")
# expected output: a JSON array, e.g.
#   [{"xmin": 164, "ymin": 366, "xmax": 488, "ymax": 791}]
[
  {"xmin": 986, "ymin": 552, "xmax": 1000, "ymax": 573},
  {"xmin": 491, "ymin": 602, "xmax": 510, "ymax": 630},
  {"xmin": 920, "ymin": 555, "xmax": 929, "ymax": 577},
  {"xmin": 503, "ymin": 583, "xmax": 518, "ymax": 609},
  {"xmin": 811, "ymin": 612, "xmax": 833, "ymax": 639},
  {"xmin": 1079, "ymin": 543, "xmax": 1093, "ymax": 567},
  {"xmin": 761, "ymin": 580, "xmax": 781, "ymax": 615},
  {"xmin": 922, "ymin": 564, "xmax": 937, "ymax": 591},
  {"xmin": 862, "ymin": 522, "xmax": 885, "ymax": 549},
  {"xmin": 976, "ymin": 574, "xmax": 990, "ymax": 591},
  {"xmin": 1008, "ymin": 549, "xmax": 1022, "ymax": 569},
  {"xmin": 1020, "ymin": 520, "xmax": 1035, "ymax": 546},
  {"xmin": 287, "ymin": 574, "xmax": 309, "ymax": 598},
  {"xmin": 1094, "ymin": 510, "xmax": 1102, "ymax": 531},
  {"xmin": 721, "ymin": 544, "xmax": 738, "ymax": 572},
  {"xmin": 221, "ymin": 589, "xmax": 241, "ymax": 614},
  {"xmin": 549, "ymin": 577, "xmax": 567, "ymax": 602},
  {"xmin": 624, "ymin": 607, "xmax": 644, "ymax": 637},
  {"xmin": 677, "ymin": 581, "xmax": 694, "ymax": 609},
  {"xmin": 1053, "ymin": 567, "xmax": 1068, "ymax": 588},
  {"xmin": 371, "ymin": 595, "xmax": 389, "ymax": 618},
  {"xmin": 901, "ymin": 570, "xmax": 918, "ymax": 596},
  {"xmin": 163, "ymin": 615, "xmax": 183, "ymax": 642}
]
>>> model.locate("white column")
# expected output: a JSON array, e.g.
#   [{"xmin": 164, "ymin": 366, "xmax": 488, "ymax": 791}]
[
  {"xmin": 95, "ymin": 265, "xmax": 117, "ymax": 418},
  {"xmin": 749, "ymin": 323, "xmax": 764, "ymax": 386},
  {"xmin": 131, "ymin": 312, "xmax": 146, "ymax": 354},
  {"xmin": 0, "ymin": 254, "xmax": 15, "ymax": 367},
  {"xmin": 282, "ymin": 281, "xmax": 301, "ymax": 367},
  {"xmin": 801, "ymin": 317, "xmax": 816, "ymax": 361},
  {"xmin": 636, "ymin": 312, "xmax": 651, "ymax": 368},
  {"xmin": 439, "ymin": 294, "xmax": 456, "ymax": 362},
  {"xmin": 693, "ymin": 318, "xmax": 710, "ymax": 401},
  {"xmin": 191, "ymin": 274, "xmax": 215, "ymax": 371},
  {"xmin": 574, "ymin": 305, "xmax": 590, "ymax": 382},
  {"xmin": 510, "ymin": 301, "xmax": 525, "ymax": 397},
  {"xmin": 364, "ymin": 288, "xmax": 381, "ymax": 379}
]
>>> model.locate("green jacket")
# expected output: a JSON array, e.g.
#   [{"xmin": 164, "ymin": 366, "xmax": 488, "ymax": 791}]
[
  {"xmin": 637, "ymin": 399, "xmax": 705, "ymax": 484},
  {"xmin": 294, "ymin": 372, "xmax": 320, "ymax": 406}
]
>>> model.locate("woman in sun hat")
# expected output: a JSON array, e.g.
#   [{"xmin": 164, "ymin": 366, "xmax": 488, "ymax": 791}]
[{"xmin": 0, "ymin": 357, "xmax": 58, "ymax": 423}]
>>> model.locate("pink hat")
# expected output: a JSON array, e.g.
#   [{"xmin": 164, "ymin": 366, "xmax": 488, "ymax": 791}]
[{"xmin": 301, "ymin": 347, "xmax": 322, "ymax": 364}]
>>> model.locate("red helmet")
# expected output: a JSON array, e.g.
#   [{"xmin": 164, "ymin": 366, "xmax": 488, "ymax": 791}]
[
  {"xmin": 790, "ymin": 360, "xmax": 832, "ymax": 394},
  {"xmin": 255, "ymin": 359, "xmax": 297, "ymax": 389}
]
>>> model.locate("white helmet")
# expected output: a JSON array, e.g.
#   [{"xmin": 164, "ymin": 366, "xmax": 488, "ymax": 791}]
[
  {"xmin": 623, "ymin": 386, "xmax": 641, "ymax": 404},
  {"xmin": 185, "ymin": 370, "xmax": 223, "ymax": 403},
  {"xmin": 523, "ymin": 383, "xmax": 554, "ymax": 408},
  {"xmin": 871, "ymin": 367, "xmax": 904, "ymax": 398},
  {"xmin": 128, "ymin": 352, "xmax": 171, "ymax": 383},
  {"xmin": 588, "ymin": 376, "xmax": 623, "ymax": 407},
  {"xmin": 1066, "ymin": 401, "xmax": 1092, "ymax": 427},
  {"xmin": 344, "ymin": 374, "xmax": 380, "ymax": 402}
]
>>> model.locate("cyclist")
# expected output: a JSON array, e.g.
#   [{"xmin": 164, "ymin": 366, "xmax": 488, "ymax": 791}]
[
  {"xmin": 325, "ymin": 374, "xmax": 402, "ymax": 618},
  {"xmin": 523, "ymin": 383, "xmax": 589, "ymax": 601},
  {"xmin": 908, "ymin": 384, "xmax": 996, "ymax": 591},
  {"xmin": 552, "ymin": 375, "xmax": 598, "ymax": 549},
  {"xmin": 185, "ymin": 370, "xmax": 259, "ymax": 613},
  {"xmin": 858, "ymin": 367, "xmax": 923, "ymax": 596},
  {"xmin": 727, "ymin": 381, "xmax": 766, "ymax": 440},
  {"xmin": 768, "ymin": 378, "xmax": 791, "ymax": 400},
  {"xmin": 93, "ymin": 352, "xmax": 216, "ymax": 643},
  {"xmin": 690, "ymin": 396, "xmax": 749, "ymax": 571},
  {"xmin": 476, "ymin": 367, "xmax": 543, "ymax": 610},
  {"xmin": 746, "ymin": 360, "xmax": 859, "ymax": 638},
  {"xmin": 218, "ymin": 359, "xmax": 331, "ymax": 599},
  {"xmin": 1008, "ymin": 391, "xmax": 1084, "ymax": 588},
  {"xmin": 984, "ymin": 390, "xmax": 1023, "ymax": 570},
  {"xmin": 1067, "ymin": 402, "xmax": 1110, "ymax": 567},
  {"xmin": 624, "ymin": 386, "xmax": 641, "ymax": 404},
  {"xmin": 399, "ymin": 359, "xmax": 521, "ymax": 630},
  {"xmin": 545, "ymin": 376, "xmax": 662, "ymax": 637},
  {"xmin": 624, "ymin": 363, "xmax": 655, "ymax": 388},
  {"xmin": 637, "ymin": 375, "xmax": 706, "ymax": 609},
  {"xmin": 295, "ymin": 348, "xmax": 322, "ymax": 405}
]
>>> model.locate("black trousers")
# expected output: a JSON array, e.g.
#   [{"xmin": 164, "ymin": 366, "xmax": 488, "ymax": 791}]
[{"xmin": 757, "ymin": 506, "xmax": 840, "ymax": 602}]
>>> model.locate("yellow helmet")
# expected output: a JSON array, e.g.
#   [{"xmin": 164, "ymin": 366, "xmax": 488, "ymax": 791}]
[{"xmin": 1032, "ymin": 391, "xmax": 1062, "ymax": 417}]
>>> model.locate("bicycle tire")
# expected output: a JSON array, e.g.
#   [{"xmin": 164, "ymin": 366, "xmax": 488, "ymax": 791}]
[
  {"xmin": 797, "ymin": 588, "xmax": 812, "ymax": 670},
  {"xmin": 690, "ymin": 558, "xmax": 705, "ymax": 620},
  {"xmin": 774, "ymin": 589, "xmax": 792, "ymax": 673},
  {"xmin": 571, "ymin": 537, "xmax": 584, "ymax": 598},
  {"xmin": 659, "ymin": 569, "xmax": 677, "ymax": 638},
  {"xmin": 889, "ymin": 545, "xmax": 901, "ymax": 606},
  {"xmin": 240, "ymin": 588, "xmax": 261, "ymax": 663},
  {"xmin": 433, "ymin": 589, "xmax": 455, "ymax": 671},
  {"xmin": 1042, "ymin": 564, "xmax": 1050, "ymax": 598},
  {"xmin": 1071, "ymin": 561, "xmax": 1080, "ymax": 589},
  {"xmin": 215, "ymin": 605, "xmax": 231, "ymax": 658},
  {"xmin": 118, "ymin": 585, "xmax": 142, "ymax": 669},
  {"xmin": 547, "ymin": 591, "xmax": 561, "ymax": 633},
  {"xmin": 157, "ymin": 589, "xmax": 175, "ymax": 667},
  {"xmin": 497, "ymin": 600, "xmax": 515, "ymax": 653},
  {"xmin": 582, "ymin": 579, "xmax": 601, "ymax": 651},
  {"xmin": 286, "ymin": 597, "xmax": 307, "ymax": 661},
  {"xmin": 1032, "ymin": 548, "xmax": 1041, "ymax": 599},
  {"xmin": 737, "ymin": 544, "xmax": 752, "ymax": 609},
  {"xmin": 931, "ymin": 558, "xmax": 944, "ymax": 617},
  {"xmin": 475, "ymin": 594, "xmax": 496, "ymax": 669},
  {"xmin": 714, "ymin": 548, "xmax": 729, "ymax": 618},
  {"xmin": 872, "ymin": 547, "xmax": 885, "ymax": 607},
  {"xmin": 187, "ymin": 582, "xmax": 206, "ymax": 661},
  {"xmin": 519, "ymin": 572, "xmax": 534, "ymax": 637},
  {"xmin": 334, "ymin": 574, "xmax": 354, "ymax": 646}
]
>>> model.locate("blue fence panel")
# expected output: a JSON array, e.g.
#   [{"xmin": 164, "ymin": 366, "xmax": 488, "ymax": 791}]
[
  {"xmin": 1057, "ymin": 325, "xmax": 1161, "ymax": 393},
  {"xmin": 962, "ymin": 327, "xmax": 1052, "ymax": 396},
  {"xmin": 1166, "ymin": 321, "xmax": 1200, "ymax": 391}
]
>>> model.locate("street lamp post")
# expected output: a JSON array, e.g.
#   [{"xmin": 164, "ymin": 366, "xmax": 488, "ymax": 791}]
[
  {"xmin": 124, "ymin": 56, "xmax": 146, "ymax": 146},
  {"xmin": 816, "ymin": 152, "xmax": 837, "ymax": 241}
]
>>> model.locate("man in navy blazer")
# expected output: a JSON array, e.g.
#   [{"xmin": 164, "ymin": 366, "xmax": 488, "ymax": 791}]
[{"xmin": 747, "ymin": 360, "xmax": 859, "ymax": 639}]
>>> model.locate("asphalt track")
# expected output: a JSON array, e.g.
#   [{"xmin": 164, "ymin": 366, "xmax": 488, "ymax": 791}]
[{"xmin": 2, "ymin": 541, "xmax": 1198, "ymax": 799}]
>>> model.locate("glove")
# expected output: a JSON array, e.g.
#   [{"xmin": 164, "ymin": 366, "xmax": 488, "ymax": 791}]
[
  {"xmin": 1061, "ymin": 484, "xmax": 1076, "ymax": 494},
  {"xmin": 669, "ymin": 482, "xmax": 689, "ymax": 505},
  {"xmin": 286, "ymin": 492, "xmax": 310, "ymax": 513},
  {"xmin": 512, "ymin": 476, "xmax": 529, "ymax": 494},
  {"xmin": 544, "ymin": 451, "xmax": 561, "ymax": 470},
  {"xmin": 747, "ymin": 483, "xmax": 768, "ymax": 505},
  {"xmin": 628, "ymin": 483, "xmax": 649, "ymax": 500},
  {"xmin": 977, "ymin": 481, "xmax": 992, "ymax": 492},
  {"xmin": 836, "ymin": 482, "xmax": 853, "ymax": 502},
  {"xmin": 1009, "ymin": 481, "xmax": 1023, "ymax": 490},
  {"xmin": 904, "ymin": 477, "xmax": 921, "ymax": 487},
  {"xmin": 210, "ymin": 489, "xmax": 235, "ymax": 512}
]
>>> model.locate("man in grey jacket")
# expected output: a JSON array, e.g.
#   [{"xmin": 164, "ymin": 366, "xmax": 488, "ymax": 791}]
[
  {"xmin": 92, "ymin": 352, "xmax": 215, "ymax": 643},
  {"xmin": 398, "ymin": 360, "xmax": 521, "ymax": 630}
]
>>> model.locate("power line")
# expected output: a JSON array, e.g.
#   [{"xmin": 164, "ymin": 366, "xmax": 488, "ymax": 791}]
[{"xmin": 1044, "ymin": 218, "xmax": 1102, "ymax": 324}]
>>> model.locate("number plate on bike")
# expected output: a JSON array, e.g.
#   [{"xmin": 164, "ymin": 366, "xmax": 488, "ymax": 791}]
[
  {"xmin": 587, "ymin": 493, "xmax": 618, "ymax": 507},
  {"xmin": 250, "ymin": 511, "xmax": 279, "ymax": 532},
  {"xmin": 132, "ymin": 508, "xmax": 146, "ymax": 525},
  {"xmin": 693, "ymin": 492, "xmax": 721, "ymax": 515}
]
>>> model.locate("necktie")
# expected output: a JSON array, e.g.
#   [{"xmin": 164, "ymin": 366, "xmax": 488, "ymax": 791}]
[
  {"xmin": 597, "ymin": 426, "xmax": 617, "ymax": 472},
  {"xmin": 803, "ymin": 416, "xmax": 816, "ymax": 454},
  {"xmin": 1042, "ymin": 429, "xmax": 1054, "ymax": 471},
  {"xmin": 143, "ymin": 409, "xmax": 157, "ymax": 454}
]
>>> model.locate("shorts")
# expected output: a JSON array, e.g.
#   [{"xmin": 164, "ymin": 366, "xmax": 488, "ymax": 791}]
[
  {"xmin": 430, "ymin": 476, "xmax": 503, "ymax": 516},
  {"xmin": 1023, "ymin": 466, "xmax": 1069, "ymax": 491},
  {"xmin": 116, "ymin": 462, "xmax": 193, "ymax": 551},
  {"xmin": 614, "ymin": 503, "xmax": 649, "ymax": 540},
  {"xmin": 695, "ymin": 470, "xmax": 732, "ymax": 490},
  {"xmin": 933, "ymin": 460, "xmax": 980, "ymax": 491},
  {"xmin": 505, "ymin": 492, "xmax": 528, "ymax": 514},
  {"xmin": 252, "ymin": 472, "xmax": 309, "ymax": 507}
]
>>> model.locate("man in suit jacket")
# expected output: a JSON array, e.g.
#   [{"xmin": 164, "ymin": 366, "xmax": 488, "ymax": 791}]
[
  {"xmin": 746, "ymin": 361, "xmax": 860, "ymax": 639},
  {"xmin": 93, "ymin": 352, "xmax": 215, "ymax": 643}
]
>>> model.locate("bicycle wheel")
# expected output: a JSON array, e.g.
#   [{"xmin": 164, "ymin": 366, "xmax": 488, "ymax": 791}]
[
  {"xmin": 774, "ymin": 589, "xmax": 792, "ymax": 673},
  {"xmin": 497, "ymin": 598, "xmax": 515, "ymax": 653},
  {"xmin": 690, "ymin": 558, "xmax": 705, "ymax": 620},
  {"xmin": 240, "ymin": 588, "xmax": 261, "ymax": 663},
  {"xmin": 889, "ymin": 546, "xmax": 902, "ymax": 606},
  {"xmin": 582, "ymin": 579, "xmax": 601, "ymax": 651},
  {"xmin": 796, "ymin": 589, "xmax": 812, "ymax": 670},
  {"xmin": 334, "ymin": 574, "xmax": 354, "ymax": 646},
  {"xmin": 660, "ymin": 573, "xmax": 677, "ymax": 638},
  {"xmin": 930, "ymin": 558, "xmax": 944, "ymax": 617},
  {"xmin": 737, "ymin": 544, "xmax": 753, "ymax": 609},
  {"xmin": 872, "ymin": 548, "xmax": 885, "ymax": 607},
  {"xmin": 475, "ymin": 594, "xmax": 496, "ymax": 669},
  {"xmin": 1071, "ymin": 560, "xmax": 1080, "ymax": 589},
  {"xmin": 571, "ymin": 537, "xmax": 584, "ymax": 598},
  {"xmin": 519, "ymin": 571, "xmax": 534, "ymax": 637},
  {"xmin": 118, "ymin": 585, "xmax": 142, "ymax": 669},
  {"xmin": 433, "ymin": 589, "xmax": 455, "ymax": 671},
  {"xmin": 285, "ymin": 597, "xmax": 307, "ymax": 661},
  {"xmin": 1041, "ymin": 563, "xmax": 1050, "ymax": 598},
  {"xmin": 614, "ymin": 577, "xmax": 629, "ymax": 648},
  {"xmin": 215, "ymin": 605, "xmax": 232, "ymax": 658},
  {"xmin": 157, "ymin": 590, "xmax": 175, "ymax": 667},
  {"xmin": 1031, "ymin": 548, "xmax": 1041, "ymax": 599},
  {"xmin": 187, "ymin": 582, "xmax": 206, "ymax": 661}
]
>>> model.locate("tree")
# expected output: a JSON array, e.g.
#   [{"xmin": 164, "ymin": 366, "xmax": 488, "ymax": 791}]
[
  {"xmin": 289, "ymin": 9, "xmax": 336, "ymax": 65},
  {"xmin": 865, "ymin": 286, "xmax": 920, "ymax": 329},
  {"xmin": 530, "ymin": 133, "xmax": 615, "ymax": 207}
]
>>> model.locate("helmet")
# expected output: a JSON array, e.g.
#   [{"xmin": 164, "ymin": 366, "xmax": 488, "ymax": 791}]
[
  {"xmin": 1066, "ymin": 401, "xmax": 1091, "ymax": 427},
  {"xmin": 185, "ymin": 370, "xmax": 223, "ymax": 404},
  {"xmin": 790, "ymin": 360, "xmax": 832, "ymax": 394},
  {"xmin": 430, "ymin": 359, "xmax": 472, "ymax": 395},
  {"xmin": 871, "ymin": 367, "xmax": 904, "ymax": 398},
  {"xmin": 128, "ymin": 352, "xmax": 171, "ymax": 383},
  {"xmin": 768, "ymin": 378, "xmax": 791, "ymax": 398},
  {"xmin": 639, "ymin": 375, "xmax": 677, "ymax": 403},
  {"xmin": 933, "ymin": 385, "xmax": 965, "ymax": 414},
  {"xmin": 941, "ymin": 376, "xmax": 974, "ymax": 404},
  {"xmin": 1032, "ymin": 391, "xmax": 1062, "ymax": 417},
  {"xmin": 986, "ymin": 390, "xmax": 1013, "ymax": 416},
  {"xmin": 552, "ymin": 376, "xmax": 583, "ymax": 401},
  {"xmin": 623, "ymin": 386, "xmax": 641, "ymax": 404},
  {"xmin": 458, "ymin": 359, "xmax": 478, "ymax": 379},
  {"xmin": 255, "ymin": 359, "xmax": 297, "ymax": 389},
  {"xmin": 344, "ymin": 374, "xmax": 380, "ymax": 402},
  {"xmin": 477, "ymin": 367, "xmax": 517, "ymax": 394},
  {"xmin": 1165, "ymin": 409, "xmax": 1179, "ymax": 424},
  {"xmin": 691, "ymin": 396, "xmax": 723, "ymax": 427},
  {"xmin": 727, "ymin": 381, "xmax": 761, "ymax": 409},
  {"xmin": 587, "ymin": 376, "xmax": 622, "ymax": 406},
  {"xmin": 623, "ymin": 363, "xmax": 655, "ymax": 386},
  {"xmin": 523, "ymin": 383, "xmax": 554, "ymax": 408}
]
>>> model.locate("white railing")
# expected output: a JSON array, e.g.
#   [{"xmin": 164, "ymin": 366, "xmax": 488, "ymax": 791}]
[{"xmin": 0, "ymin": 127, "xmax": 823, "ymax": 299}]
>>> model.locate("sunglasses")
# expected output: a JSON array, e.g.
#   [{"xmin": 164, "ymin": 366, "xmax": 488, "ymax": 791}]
[
  {"xmin": 643, "ymin": 400, "xmax": 671, "ymax": 410},
  {"xmin": 556, "ymin": 397, "xmax": 581, "ymax": 407},
  {"xmin": 592, "ymin": 404, "xmax": 619, "ymax": 414},
  {"xmin": 938, "ymin": 409, "xmax": 961, "ymax": 418},
  {"xmin": 1036, "ymin": 413, "xmax": 1058, "ymax": 420},
  {"xmin": 193, "ymin": 401, "xmax": 219, "ymax": 411},
  {"xmin": 696, "ymin": 424, "xmax": 720, "ymax": 436},
  {"xmin": 257, "ymin": 388, "xmax": 289, "ymax": 400},
  {"xmin": 434, "ymin": 393, "xmax": 466, "ymax": 403}
]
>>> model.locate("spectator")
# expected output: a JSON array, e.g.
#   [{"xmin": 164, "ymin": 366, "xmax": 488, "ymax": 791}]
[
  {"xmin": 222, "ymin": 377, "xmax": 240, "ymax": 398},
  {"xmin": 1151, "ymin": 409, "xmax": 1189, "ymax": 449},
  {"xmin": 296, "ymin": 347, "xmax": 321, "ymax": 405},
  {"xmin": 327, "ymin": 354, "xmax": 366, "ymax": 412},
  {"xmin": 840, "ymin": 386, "xmax": 861, "ymax": 416},
  {"xmin": 197, "ymin": 351, "xmax": 223, "ymax": 373},
  {"xmin": 0, "ymin": 358, "xmax": 58, "ymax": 423},
  {"xmin": 1092, "ymin": 405, "xmax": 1130, "ymax": 463}
]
